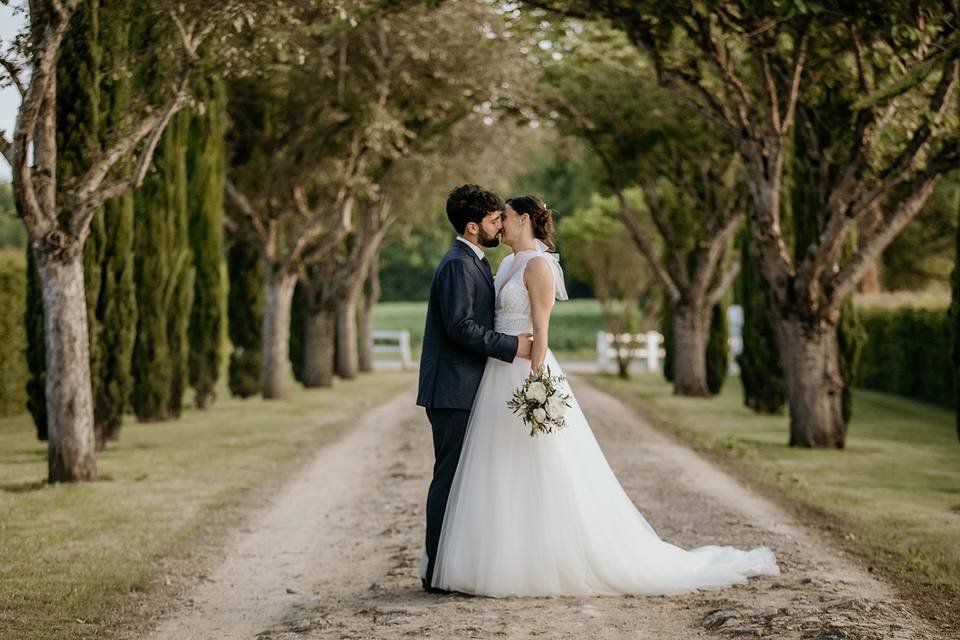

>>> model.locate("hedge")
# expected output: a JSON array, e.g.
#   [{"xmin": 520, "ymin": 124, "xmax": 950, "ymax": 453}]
[
  {"xmin": 856, "ymin": 305, "xmax": 954, "ymax": 408},
  {"xmin": 0, "ymin": 251, "xmax": 27, "ymax": 416}
]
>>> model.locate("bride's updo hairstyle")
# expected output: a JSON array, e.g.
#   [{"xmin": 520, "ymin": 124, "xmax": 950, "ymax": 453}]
[{"xmin": 505, "ymin": 194, "xmax": 556, "ymax": 251}]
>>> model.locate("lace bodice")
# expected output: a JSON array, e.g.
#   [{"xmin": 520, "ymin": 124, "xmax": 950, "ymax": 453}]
[{"xmin": 494, "ymin": 241, "xmax": 568, "ymax": 336}]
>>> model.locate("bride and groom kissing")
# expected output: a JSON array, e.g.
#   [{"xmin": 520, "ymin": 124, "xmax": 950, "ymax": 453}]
[{"xmin": 416, "ymin": 184, "xmax": 779, "ymax": 597}]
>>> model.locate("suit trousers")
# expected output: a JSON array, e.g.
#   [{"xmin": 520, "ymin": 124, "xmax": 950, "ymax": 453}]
[{"xmin": 423, "ymin": 407, "xmax": 471, "ymax": 585}]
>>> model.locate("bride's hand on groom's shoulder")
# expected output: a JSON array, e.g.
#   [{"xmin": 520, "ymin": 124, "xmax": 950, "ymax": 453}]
[{"xmin": 516, "ymin": 333, "xmax": 533, "ymax": 359}]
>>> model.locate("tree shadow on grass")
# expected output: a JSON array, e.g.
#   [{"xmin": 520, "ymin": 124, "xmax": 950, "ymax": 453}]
[
  {"xmin": 1, "ymin": 479, "xmax": 47, "ymax": 493},
  {"xmin": 2, "ymin": 474, "xmax": 114, "ymax": 492}
]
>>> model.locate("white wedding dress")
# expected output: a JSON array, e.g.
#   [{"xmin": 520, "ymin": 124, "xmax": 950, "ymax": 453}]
[{"xmin": 430, "ymin": 241, "xmax": 779, "ymax": 597}]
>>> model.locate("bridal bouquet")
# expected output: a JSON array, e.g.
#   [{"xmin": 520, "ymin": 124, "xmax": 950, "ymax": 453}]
[{"xmin": 507, "ymin": 366, "xmax": 573, "ymax": 437}]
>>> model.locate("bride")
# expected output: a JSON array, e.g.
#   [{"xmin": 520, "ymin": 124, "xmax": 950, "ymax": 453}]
[{"xmin": 430, "ymin": 194, "xmax": 779, "ymax": 597}]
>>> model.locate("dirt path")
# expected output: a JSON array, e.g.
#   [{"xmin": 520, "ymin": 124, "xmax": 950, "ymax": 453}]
[{"xmin": 147, "ymin": 378, "xmax": 946, "ymax": 640}]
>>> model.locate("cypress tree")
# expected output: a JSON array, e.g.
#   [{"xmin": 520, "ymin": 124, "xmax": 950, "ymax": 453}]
[
  {"xmin": 30, "ymin": 0, "xmax": 137, "ymax": 448},
  {"xmin": 187, "ymin": 71, "xmax": 228, "ymax": 409},
  {"xmin": 662, "ymin": 301, "xmax": 675, "ymax": 382},
  {"xmin": 25, "ymin": 246, "xmax": 47, "ymax": 440},
  {"xmin": 289, "ymin": 281, "xmax": 307, "ymax": 385},
  {"xmin": 737, "ymin": 225, "xmax": 785, "ymax": 413},
  {"xmin": 705, "ymin": 302, "xmax": 728, "ymax": 395},
  {"xmin": 837, "ymin": 234, "xmax": 866, "ymax": 423},
  {"xmin": 131, "ymin": 21, "xmax": 174, "ymax": 420},
  {"xmin": 132, "ymin": 156, "xmax": 173, "ymax": 420},
  {"xmin": 950, "ymin": 3, "xmax": 960, "ymax": 439},
  {"xmin": 95, "ymin": 3, "xmax": 137, "ymax": 444},
  {"xmin": 131, "ymin": 22, "xmax": 195, "ymax": 421},
  {"xmin": 227, "ymin": 239, "xmax": 263, "ymax": 397},
  {"xmin": 166, "ymin": 110, "xmax": 196, "ymax": 418},
  {"xmin": 59, "ymin": 1, "xmax": 105, "ymax": 441},
  {"xmin": 951, "ymin": 182, "xmax": 960, "ymax": 441}
]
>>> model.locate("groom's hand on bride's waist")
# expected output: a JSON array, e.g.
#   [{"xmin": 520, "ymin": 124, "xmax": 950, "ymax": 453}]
[{"xmin": 515, "ymin": 333, "xmax": 533, "ymax": 359}]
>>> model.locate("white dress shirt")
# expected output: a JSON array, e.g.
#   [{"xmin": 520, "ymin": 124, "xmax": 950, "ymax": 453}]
[{"xmin": 456, "ymin": 236, "xmax": 486, "ymax": 260}]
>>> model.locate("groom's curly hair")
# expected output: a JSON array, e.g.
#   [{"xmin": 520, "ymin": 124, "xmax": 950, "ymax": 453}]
[{"xmin": 446, "ymin": 184, "xmax": 504, "ymax": 234}]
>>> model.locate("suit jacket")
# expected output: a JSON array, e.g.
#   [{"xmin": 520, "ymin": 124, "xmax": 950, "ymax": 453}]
[{"xmin": 416, "ymin": 241, "xmax": 519, "ymax": 410}]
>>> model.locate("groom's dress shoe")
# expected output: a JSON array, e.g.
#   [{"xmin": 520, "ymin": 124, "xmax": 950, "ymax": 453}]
[{"xmin": 421, "ymin": 577, "xmax": 451, "ymax": 594}]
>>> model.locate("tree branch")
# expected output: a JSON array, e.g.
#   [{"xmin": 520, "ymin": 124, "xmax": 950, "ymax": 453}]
[
  {"xmin": 0, "ymin": 132, "xmax": 11, "ymax": 166},
  {"xmin": 753, "ymin": 45, "xmax": 782, "ymax": 134},
  {"xmin": 661, "ymin": 66, "xmax": 740, "ymax": 136},
  {"xmin": 10, "ymin": 0, "xmax": 81, "ymax": 233},
  {"xmin": 71, "ymin": 78, "xmax": 191, "ymax": 241},
  {"xmin": 615, "ymin": 190, "xmax": 680, "ymax": 303},
  {"xmin": 707, "ymin": 260, "xmax": 740, "ymax": 308},
  {"xmin": 639, "ymin": 179, "xmax": 690, "ymax": 290},
  {"xmin": 688, "ymin": 13, "xmax": 754, "ymax": 130},
  {"xmin": 225, "ymin": 180, "xmax": 270, "ymax": 245},
  {"xmin": 849, "ymin": 53, "xmax": 957, "ymax": 217},
  {"xmin": 829, "ymin": 158, "xmax": 950, "ymax": 308},
  {"xmin": 0, "ymin": 58, "xmax": 26, "ymax": 97},
  {"xmin": 779, "ymin": 23, "xmax": 809, "ymax": 134},
  {"xmin": 627, "ymin": 18, "xmax": 739, "ymax": 136},
  {"xmin": 691, "ymin": 208, "xmax": 744, "ymax": 301},
  {"xmin": 798, "ymin": 55, "xmax": 957, "ymax": 303},
  {"xmin": 294, "ymin": 195, "xmax": 356, "ymax": 269}
]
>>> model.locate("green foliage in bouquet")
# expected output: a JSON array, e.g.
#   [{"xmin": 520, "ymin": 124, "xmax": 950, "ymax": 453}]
[{"xmin": 507, "ymin": 366, "xmax": 573, "ymax": 437}]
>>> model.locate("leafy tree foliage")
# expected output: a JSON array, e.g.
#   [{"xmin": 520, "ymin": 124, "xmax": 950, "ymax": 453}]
[
  {"xmin": 558, "ymin": 189, "xmax": 660, "ymax": 377},
  {"xmin": 537, "ymin": 22, "xmax": 743, "ymax": 396},
  {"xmin": 530, "ymin": 0, "xmax": 957, "ymax": 446}
]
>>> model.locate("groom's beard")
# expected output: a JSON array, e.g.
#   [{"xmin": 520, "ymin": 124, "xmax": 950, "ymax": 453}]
[{"xmin": 479, "ymin": 231, "xmax": 500, "ymax": 248}]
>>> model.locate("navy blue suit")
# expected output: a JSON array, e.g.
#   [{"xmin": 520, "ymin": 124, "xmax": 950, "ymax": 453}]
[{"xmin": 417, "ymin": 240, "xmax": 519, "ymax": 585}]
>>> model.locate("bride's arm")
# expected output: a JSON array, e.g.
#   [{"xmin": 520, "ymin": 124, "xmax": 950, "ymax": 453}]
[{"xmin": 524, "ymin": 256, "xmax": 555, "ymax": 372}]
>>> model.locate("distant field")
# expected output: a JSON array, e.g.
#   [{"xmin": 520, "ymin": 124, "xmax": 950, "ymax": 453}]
[{"xmin": 373, "ymin": 298, "xmax": 606, "ymax": 361}]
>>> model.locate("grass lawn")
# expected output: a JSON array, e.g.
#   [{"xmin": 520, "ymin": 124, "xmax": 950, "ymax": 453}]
[
  {"xmin": 590, "ymin": 373, "xmax": 960, "ymax": 627},
  {"xmin": 374, "ymin": 298, "xmax": 605, "ymax": 361},
  {"xmin": 0, "ymin": 370, "xmax": 416, "ymax": 640}
]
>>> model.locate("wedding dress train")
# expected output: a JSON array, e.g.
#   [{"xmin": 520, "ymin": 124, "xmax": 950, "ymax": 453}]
[{"xmin": 431, "ymin": 242, "xmax": 779, "ymax": 597}]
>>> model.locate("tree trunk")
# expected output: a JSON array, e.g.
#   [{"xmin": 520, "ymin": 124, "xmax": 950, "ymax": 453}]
[
  {"xmin": 260, "ymin": 269, "xmax": 297, "ymax": 399},
  {"xmin": 775, "ymin": 315, "xmax": 846, "ymax": 448},
  {"xmin": 616, "ymin": 355, "xmax": 630, "ymax": 379},
  {"xmin": 303, "ymin": 305, "xmax": 335, "ymax": 388},
  {"xmin": 335, "ymin": 292, "xmax": 360, "ymax": 380},
  {"xmin": 358, "ymin": 252, "xmax": 380, "ymax": 373},
  {"xmin": 39, "ymin": 253, "xmax": 97, "ymax": 482},
  {"xmin": 357, "ymin": 300, "xmax": 374, "ymax": 374},
  {"xmin": 671, "ymin": 303, "xmax": 710, "ymax": 397}
]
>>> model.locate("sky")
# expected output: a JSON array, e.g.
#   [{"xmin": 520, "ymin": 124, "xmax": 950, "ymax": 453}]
[{"xmin": 0, "ymin": 4, "xmax": 26, "ymax": 181}]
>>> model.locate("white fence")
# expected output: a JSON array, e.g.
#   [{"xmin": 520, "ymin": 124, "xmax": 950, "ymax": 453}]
[
  {"xmin": 595, "ymin": 305, "xmax": 745, "ymax": 374},
  {"xmin": 595, "ymin": 331, "xmax": 665, "ymax": 373},
  {"xmin": 372, "ymin": 330, "xmax": 413, "ymax": 370}
]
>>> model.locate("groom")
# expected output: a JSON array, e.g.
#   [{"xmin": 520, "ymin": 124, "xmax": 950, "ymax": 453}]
[{"xmin": 417, "ymin": 184, "xmax": 532, "ymax": 592}]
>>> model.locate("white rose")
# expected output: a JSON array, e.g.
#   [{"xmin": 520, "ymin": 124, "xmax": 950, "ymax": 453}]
[
  {"xmin": 545, "ymin": 396, "xmax": 565, "ymax": 419},
  {"xmin": 532, "ymin": 407, "xmax": 547, "ymax": 424},
  {"xmin": 525, "ymin": 382, "xmax": 548, "ymax": 403}
]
